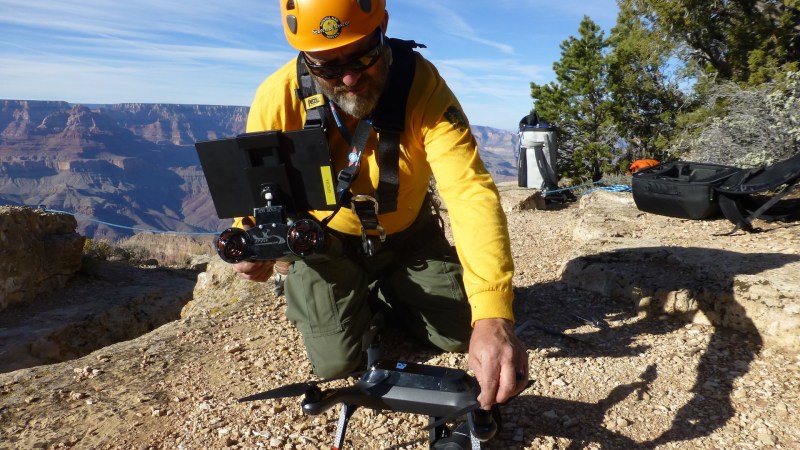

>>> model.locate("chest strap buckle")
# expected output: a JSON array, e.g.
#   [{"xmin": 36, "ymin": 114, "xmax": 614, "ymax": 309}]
[{"xmin": 351, "ymin": 195, "xmax": 386, "ymax": 257}]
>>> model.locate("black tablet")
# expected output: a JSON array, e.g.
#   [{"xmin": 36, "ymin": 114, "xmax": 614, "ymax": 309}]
[{"xmin": 195, "ymin": 128, "xmax": 337, "ymax": 218}]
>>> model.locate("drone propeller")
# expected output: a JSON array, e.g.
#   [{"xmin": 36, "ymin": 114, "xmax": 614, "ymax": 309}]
[
  {"xmin": 238, "ymin": 382, "xmax": 318, "ymax": 402},
  {"xmin": 238, "ymin": 370, "xmax": 366, "ymax": 402}
]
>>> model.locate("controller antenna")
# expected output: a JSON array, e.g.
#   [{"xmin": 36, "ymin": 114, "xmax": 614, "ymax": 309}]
[{"xmin": 261, "ymin": 185, "xmax": 275, "ymax": 207}]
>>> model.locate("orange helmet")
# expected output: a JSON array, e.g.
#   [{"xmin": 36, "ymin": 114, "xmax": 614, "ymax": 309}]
[{"xmin": 281, "ymin": 0, "xmax": 386, "ymax": 52}]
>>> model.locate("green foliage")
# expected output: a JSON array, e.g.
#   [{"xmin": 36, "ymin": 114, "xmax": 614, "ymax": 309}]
[
  {"xmin": 82, "ymin": 239, "xmax": 114, "ymax": 261},
  {"xmin": 766, "ymin": 71, "xmax": 800, "ymax": 145},
  {"xmin": 81, "ymin": 238, "xmax": 151, "ymax": 265},
  {"xmin": 113, "ymin": 244, "xmax": 152, "ymax": 264},
  {"xmin": 606, "ymin": 2, "xmax": 685, "ymax": 162},
  {"xmin": 527, "ymin": 1, "xmax": 798, "ymax": 179},
  {"xmin": 669, "ymin": 72, "xmax": 800, "ymax": 167},
  {"xmin": 530, "ymin": 16, "xmax": 617, "ymax": 182},
  {"xmin": 623, "ymin": 0, "xmax": 800, "ymax": 85}
]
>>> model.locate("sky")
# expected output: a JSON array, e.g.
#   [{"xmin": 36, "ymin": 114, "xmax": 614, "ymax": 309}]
[{"xmin": 0, "ymin": 0, "xmax": 619, "ymax": 131}]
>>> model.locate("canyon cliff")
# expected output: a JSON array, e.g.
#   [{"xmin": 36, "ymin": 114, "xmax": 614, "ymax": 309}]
[{"xmin": 0, "ymin": 100, "xmax": 518, "ymax": 241}]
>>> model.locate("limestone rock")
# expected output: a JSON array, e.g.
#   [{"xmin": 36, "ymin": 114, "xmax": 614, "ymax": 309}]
[
  {"xmin": 0, "ymin": 206, "xmax": 84, "ymax": 312},
  {"xmin": 560, "ymin": 190, "xmax": 800, "ymax": 355}
]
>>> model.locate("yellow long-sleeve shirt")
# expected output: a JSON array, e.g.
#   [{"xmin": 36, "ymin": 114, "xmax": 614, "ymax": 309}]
[{"xmin": 241, "ymin": 48, "xmax": 515, "ymax": 324}]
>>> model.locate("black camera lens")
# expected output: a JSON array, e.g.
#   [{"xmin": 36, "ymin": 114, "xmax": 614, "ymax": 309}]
[
  {"xmin": 216, "ymin": 228, "xmax": 251, "ymax": 263},
  {"xmin": 287, "ymin": 219, "xmax": 325, "ymax": 257}
]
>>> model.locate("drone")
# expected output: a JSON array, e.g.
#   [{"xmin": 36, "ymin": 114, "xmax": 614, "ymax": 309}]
[{"xmin": 238, "ymin": 317, "xmax": 528, "ymax": 449}]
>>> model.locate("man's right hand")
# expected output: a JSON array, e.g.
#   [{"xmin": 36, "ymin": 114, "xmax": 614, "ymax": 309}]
[
  {"xmin": 230, "ymin": 218, "xmax": 275, "ymax": 282},
  {"xmin": 231, "ymin": 260, "xmax": 275, "ymax": 282}
]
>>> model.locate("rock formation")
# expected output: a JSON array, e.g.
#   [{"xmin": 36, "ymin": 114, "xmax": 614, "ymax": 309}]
[
  {"xmin": 0, "ymin": 206, "xmax": 84, "ymax": 312},
  {"xmin": 560, "ymin": 190, "xmax": 800, "ymax": 355},
  {"xmin": 0, "ymin": 206, "xmax": 200, "ymax": 372},
  {"xmin": 0, "ymin": 100, "xmax": 516, "ymax": 241}
]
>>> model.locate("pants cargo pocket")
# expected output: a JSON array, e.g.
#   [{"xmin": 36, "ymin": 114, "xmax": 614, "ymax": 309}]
[
  {"xmin": 284, "ymin": 260, "xmax": 344, "ymax": 336},
  {"xmin": 283, "ymin": 253, "xmax": 375, "ymax": 378}
]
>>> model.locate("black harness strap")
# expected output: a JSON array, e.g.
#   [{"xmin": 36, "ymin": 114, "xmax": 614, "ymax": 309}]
[
  {"xmin": 295, "ymin": 38, "xmax": 424, "ymax": 215},
  {"xmin": 295, "ymin": 57, "xmax": 328, "ymax": 130},
  {"xmin": 335, "ymin": 118, "xmax": 373, "ymax": 206},
  {"xmin": 371, "ymin": 39, "xmax": 422, "ymax": 213}
]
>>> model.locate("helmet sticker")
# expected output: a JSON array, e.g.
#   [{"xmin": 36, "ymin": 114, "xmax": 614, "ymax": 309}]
[{"xmin": 314, "ymin": 16, "xmax": 351, "ymax": 40}]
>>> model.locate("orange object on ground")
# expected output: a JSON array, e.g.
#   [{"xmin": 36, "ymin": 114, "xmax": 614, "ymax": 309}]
[{"xmin": 627, "ymin": 159, "xmax": 661, "ymax": 174}]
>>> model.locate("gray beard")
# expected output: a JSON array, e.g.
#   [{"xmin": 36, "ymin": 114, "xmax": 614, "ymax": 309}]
[{"xmin": 316, "ymin": 54, "xmax": 391, "ymax": 119}]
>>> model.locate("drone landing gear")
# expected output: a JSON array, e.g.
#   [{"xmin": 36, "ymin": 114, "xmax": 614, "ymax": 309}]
[
  {"xmin": 332, "ymin": 403, "xmax": 358, "ymax": 450},
  {"xmin": 330, "ymin": 406, "xmax": 483, "ymax": 450},
  {"xmin": 429, "ymin": 418, "xmax": 481, "ymax": 449}
]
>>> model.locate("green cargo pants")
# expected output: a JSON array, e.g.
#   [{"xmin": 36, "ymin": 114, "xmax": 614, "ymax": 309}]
[{"xmin": 283, "ymin": 210, "xmax": 472, "ymax": 378}]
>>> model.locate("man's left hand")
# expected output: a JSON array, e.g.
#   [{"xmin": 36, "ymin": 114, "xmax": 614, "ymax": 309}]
[{"xmin": 468, "ymin": 318, "xmax": 529, "ymax": 409}]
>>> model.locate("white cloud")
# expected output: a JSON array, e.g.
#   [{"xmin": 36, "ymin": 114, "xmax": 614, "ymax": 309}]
[
  {"xmin": 0, "ymin": 0, "xmax": 618, "ymax": 128},
  {"xmin": 394, "ymin": 0, "xmax": 515, "ymax": 55}
]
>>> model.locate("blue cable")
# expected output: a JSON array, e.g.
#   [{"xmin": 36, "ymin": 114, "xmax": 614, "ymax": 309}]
[
  {"xmin": 545, "ymin": 180, "xmax": 606, "ymax": 194},
  {"xmin": 581, "ymin": 185, "xmax": 633, "ymax": 195},
  {"xmin": 44, "ymin": 209, "xmax": 219, "ymax": 236}
]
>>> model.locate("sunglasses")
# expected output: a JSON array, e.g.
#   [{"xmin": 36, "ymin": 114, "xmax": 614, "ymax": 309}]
[{"xmin": 303, "ymin": 30, "xmax": 385, "ymax": 79}]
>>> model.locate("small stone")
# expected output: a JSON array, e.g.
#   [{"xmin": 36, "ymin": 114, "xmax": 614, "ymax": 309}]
[
  {"xmin": 224, "ymin": 343, "xmax": 244, "ymax": 354},
  {"xmin": 563, "ymin": 417, "xmax": 580, "ymax": 428},
  {"xmin": 775, "ymin": 402, "xmax": 789, "ymax": 418},
  {"xmin": 757, "ymin": 433, "xmax": 776, "ymax": 446},
  {"xmin": 70, "ymin": 392, "xmax": 88, "ymax": 400}
]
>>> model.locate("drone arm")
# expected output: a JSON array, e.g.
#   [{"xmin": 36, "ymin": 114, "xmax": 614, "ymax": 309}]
[
  {"xmin": 301, "ymin": 389, "xmax": 342, "ymax": 416},
  {"xmin": 302, "ymin": 384, "xmax": 385, "ymax": 416}
]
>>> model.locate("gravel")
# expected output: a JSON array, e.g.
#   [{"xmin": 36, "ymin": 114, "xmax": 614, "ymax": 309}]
[{"xmin": 0, "ymin": 188, "xmax": 798, "ymax": 450}]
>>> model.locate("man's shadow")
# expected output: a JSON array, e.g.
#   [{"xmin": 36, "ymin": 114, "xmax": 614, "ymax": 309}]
[{"xmin": 498, "ymin": 247, "xmax": 798, "ymax": 449}]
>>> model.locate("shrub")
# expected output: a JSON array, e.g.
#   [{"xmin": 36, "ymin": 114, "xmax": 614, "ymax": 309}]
[
  {"xmin": 82, "ymin": 239, "xmax": 114, "ymax": 261},
  {"xmin": 671, "ymin": 72, "xmax": 800, "ymax": 167}
]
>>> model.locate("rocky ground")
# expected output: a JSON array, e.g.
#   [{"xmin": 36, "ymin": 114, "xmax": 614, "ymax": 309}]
[{"xmin": 1, "ymin": 184, "xmax": 799, "ymax": 450}]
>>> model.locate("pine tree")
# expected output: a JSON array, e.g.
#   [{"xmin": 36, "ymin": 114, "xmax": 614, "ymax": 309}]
[
  {"xmin": 530, "ymin": 16, "xmax": 616, "ymax": 182},
  {"xmin": 624, "ymin": 0, "xmax": 800, "ymax": 85},
  {"xmin": 606, "ymin": 2, "xmax": 686, "ymax": 164}
]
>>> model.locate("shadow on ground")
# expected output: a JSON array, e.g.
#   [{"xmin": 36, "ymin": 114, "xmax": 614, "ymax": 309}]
[{"xmin": 497, "ymin": 247, "xmax": 798, "ymax": 449}]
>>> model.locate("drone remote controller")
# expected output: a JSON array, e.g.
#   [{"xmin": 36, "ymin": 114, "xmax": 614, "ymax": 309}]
[{"xmin": 215, "ymin": 187, "xmax": 326, "ymax": 263}]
